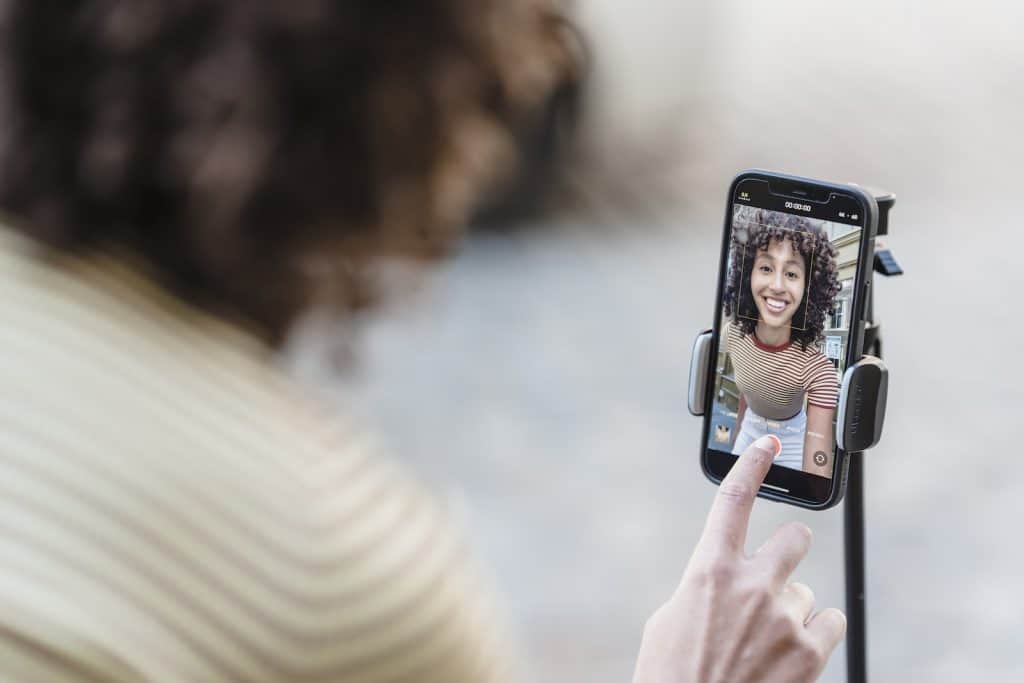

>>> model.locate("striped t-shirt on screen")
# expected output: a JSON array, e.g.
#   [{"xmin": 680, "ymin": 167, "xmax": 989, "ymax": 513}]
[{"xmin": 724, "ymin": 322, "xmax": 840, "ymax": 421}]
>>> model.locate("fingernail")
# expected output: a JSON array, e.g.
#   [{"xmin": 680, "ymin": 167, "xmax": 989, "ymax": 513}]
[
  {"xmin": 832, "ymin": 610, "xmax": 848, "ymax": 637},
  {"xmin": 753, "ymin": 434, "xmax": 782, "ymax": 457}
]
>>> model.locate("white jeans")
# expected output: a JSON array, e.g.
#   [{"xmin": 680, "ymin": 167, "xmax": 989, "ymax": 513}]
[{"xmin": 732, "ymin": 407, "xmax": 807, "ymax": 471}]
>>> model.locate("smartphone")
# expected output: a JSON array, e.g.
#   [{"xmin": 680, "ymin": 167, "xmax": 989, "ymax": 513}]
[{"xmin": 700, "ymin": 170, "xmax": 878, "ymax": 509}]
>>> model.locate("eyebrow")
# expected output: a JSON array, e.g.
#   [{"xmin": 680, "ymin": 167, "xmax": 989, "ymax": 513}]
[{"xmin": 754, "ymin": 253, "xmax": 804, "ymax": 270}]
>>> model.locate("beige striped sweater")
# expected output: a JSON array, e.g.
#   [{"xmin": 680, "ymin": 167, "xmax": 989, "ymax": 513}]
[{"xmin": 0, "ymin": 226, "xmax": 515, "ymax": 682}]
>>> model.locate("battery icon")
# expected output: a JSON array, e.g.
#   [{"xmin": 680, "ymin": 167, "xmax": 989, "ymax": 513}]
[{"xmin": 851, "ymin": 214, "xmax": 859, "ymax": 220}]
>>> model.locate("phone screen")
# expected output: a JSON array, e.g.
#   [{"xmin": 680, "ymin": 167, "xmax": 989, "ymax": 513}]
[{"xmin": 703, "ymin": 176, "xmax": 871, "ymax": 505}]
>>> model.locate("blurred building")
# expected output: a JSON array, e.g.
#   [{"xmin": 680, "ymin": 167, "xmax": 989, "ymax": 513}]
[{"xmin": 822, "ymin": 226, "xmax": 862, "ymax": 375}]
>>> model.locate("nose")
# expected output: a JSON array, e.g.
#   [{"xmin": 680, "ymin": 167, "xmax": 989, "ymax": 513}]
[{"xmin": 770, "ymin": 270, "xmax": 786, "ymax": 291}]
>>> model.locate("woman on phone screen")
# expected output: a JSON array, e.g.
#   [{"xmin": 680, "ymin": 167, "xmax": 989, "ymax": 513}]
[{"xmin": 723, "ymin": 209, "xmax": 841, "ymax": 477}]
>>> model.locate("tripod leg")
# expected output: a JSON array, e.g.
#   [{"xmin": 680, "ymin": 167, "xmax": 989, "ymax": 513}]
[{"xmin": 844, "ymin": 451, "xmax": 867, "ymax": 683}]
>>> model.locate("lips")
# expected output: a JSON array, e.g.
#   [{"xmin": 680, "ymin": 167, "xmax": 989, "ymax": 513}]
[{"xmin": 763, "ymin": 297, "xmax": 789, "ymax": 314}]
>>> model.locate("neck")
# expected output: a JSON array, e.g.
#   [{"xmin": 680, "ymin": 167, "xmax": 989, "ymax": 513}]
[{"xmin": 755, "ymin": 322, "xmax": 791, "ymax": 348}]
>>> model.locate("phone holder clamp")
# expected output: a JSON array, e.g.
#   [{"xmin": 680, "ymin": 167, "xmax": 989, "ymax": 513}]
[{"xmin": 688, "ymin": 333, "xmax": 888, "ymax": 453}]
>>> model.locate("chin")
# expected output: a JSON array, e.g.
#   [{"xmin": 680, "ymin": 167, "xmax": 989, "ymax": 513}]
[
  {"xmin": 755, "ymin": 308, "xmax": 783, "ymax": 327},
  {"xmin": 760, "ymin": 314, "xmax": 793, "ymax": 330}
]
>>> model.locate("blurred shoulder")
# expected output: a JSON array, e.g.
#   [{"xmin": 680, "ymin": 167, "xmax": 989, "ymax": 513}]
[{"xmin": 0, "ymin": 224, "xmax": 517, "ymax": 681}]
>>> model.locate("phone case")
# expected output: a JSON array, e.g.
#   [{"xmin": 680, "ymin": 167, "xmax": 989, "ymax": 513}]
[{"xmin": 699, "ymin": 169, "xmax": 879, "ymax": 510}]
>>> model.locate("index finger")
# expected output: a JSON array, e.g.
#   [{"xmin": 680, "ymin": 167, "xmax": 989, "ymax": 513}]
[{"xmin": 700, "ymin": 434, "xmax": 780, "ymax": 554}]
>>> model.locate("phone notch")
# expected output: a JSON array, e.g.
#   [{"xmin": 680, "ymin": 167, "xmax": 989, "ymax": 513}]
[{"xmin": 767, "ymin": 180, "xmax": 831, "ymax": 203}]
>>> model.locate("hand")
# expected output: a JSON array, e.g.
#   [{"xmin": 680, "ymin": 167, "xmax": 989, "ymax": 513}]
[{"xmin": 632, "ymin": 435, "xmax": 846, "ymax": 683}]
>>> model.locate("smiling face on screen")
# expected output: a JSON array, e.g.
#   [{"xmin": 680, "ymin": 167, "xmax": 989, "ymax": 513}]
[{"xmin": 750, "ymin": 238, "xmax": 806, "ymax": 330}]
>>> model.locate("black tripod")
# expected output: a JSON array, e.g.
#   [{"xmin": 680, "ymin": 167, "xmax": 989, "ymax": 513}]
[{"xmin": 844, "ymin": 190, "xmax": 901, "ymax": 683}]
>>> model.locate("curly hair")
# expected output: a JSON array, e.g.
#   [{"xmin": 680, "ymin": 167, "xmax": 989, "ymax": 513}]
[
  {"xmin": 0, "ymin": 0, "xmax": 581, "ymax": 343},
  {"xmin": 722, "ymin": 207, "xmax": 840, "ymax": 350}
]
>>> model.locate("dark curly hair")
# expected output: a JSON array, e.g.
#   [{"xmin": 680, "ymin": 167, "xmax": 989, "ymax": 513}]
[
  {"xmin": 722, "ymin": 207, "xmax": 840, "ymax": 350},
  {"xmin": 0, "ymin": 0, "xmax": 581, "ymax": 343}
]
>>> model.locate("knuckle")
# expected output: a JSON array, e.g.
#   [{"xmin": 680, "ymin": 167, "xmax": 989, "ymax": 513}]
[
  {"xmin": 768, "ymin": 608, "xmax": 794, "ymax": 633},
  {"xmin": 809, "ymin": 648, "xmax": 828, "ymax": 671},
  {"xmin": 743, "ymin": 443, "xmax": 773, "ymax": 465},
  {"xmin": 821, "ymin": 608, "xmax": 848, "ymax": 642},
  {"xmin": 755, "ymin": 580, "xmax": 775, "ymax": 602},
  {"xmin": 791, "ymin": 653, "xmax": 821, "ymax": 681},
  {"xmin": 700, "ymin": 556, "xmax": 737, "ymax": 587},
  {"xmin": 771, "ymin": 522, "xmax": 812, "ymax": 557},
  {"xmin": 689, "ymin": 552, "xmax": 740, "ymax": 592},
  {"xmin": 787, "ymin": 521, "xmax": 813, "ymax": 544},
  {"xmin": 789, "ymin": 581, "xmax": 815, "ymax": 603},
  {"xmin": 740, "ymin": 580, "xmax": 774, "ymax": 613},
  {"xmin": 796, "ymin": 633, "xmax": 826, "ymax": 665},
  {"xmin": 717, "ymin": 481, "xmax": 752, "ymax": 504}
]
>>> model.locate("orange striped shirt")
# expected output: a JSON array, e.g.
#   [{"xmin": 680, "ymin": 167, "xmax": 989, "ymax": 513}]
[{"xmin": 724, "ymin": 322, "xmax": 839, "ymax": 421}]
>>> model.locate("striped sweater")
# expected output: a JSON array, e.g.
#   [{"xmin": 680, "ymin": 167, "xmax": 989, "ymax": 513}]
[
  {"xmin": 0, "ymin": 225, "xmax": 516, "ymax": 682},
  {"xmin": 724, "ymin": 322, "xmax": 839, "ymax": 421}
]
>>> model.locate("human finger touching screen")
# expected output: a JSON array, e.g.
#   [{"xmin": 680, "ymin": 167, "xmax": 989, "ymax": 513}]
[{"xmin": 634, "ymin": 435, "xmax": 847, "ymax": 682}]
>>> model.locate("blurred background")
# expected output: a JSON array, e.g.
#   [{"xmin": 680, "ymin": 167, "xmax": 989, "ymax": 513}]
[{"xmin": 288, "ymin": 1, "xmax": 1024, "ymax": 681}]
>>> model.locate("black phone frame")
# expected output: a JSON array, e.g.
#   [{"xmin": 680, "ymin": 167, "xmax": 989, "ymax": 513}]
[{"xmin": 699, "ymin": 169, "xmax": 879, "ymax": 510}]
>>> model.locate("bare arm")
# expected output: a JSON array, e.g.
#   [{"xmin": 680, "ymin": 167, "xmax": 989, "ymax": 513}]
[
  {"xmin": 731, "ymin": 394, "xmax": 747, "ymax": 449},
  {"xmin": 802, "ymin": 404, "xmax": 835, "ymax": 477}
]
